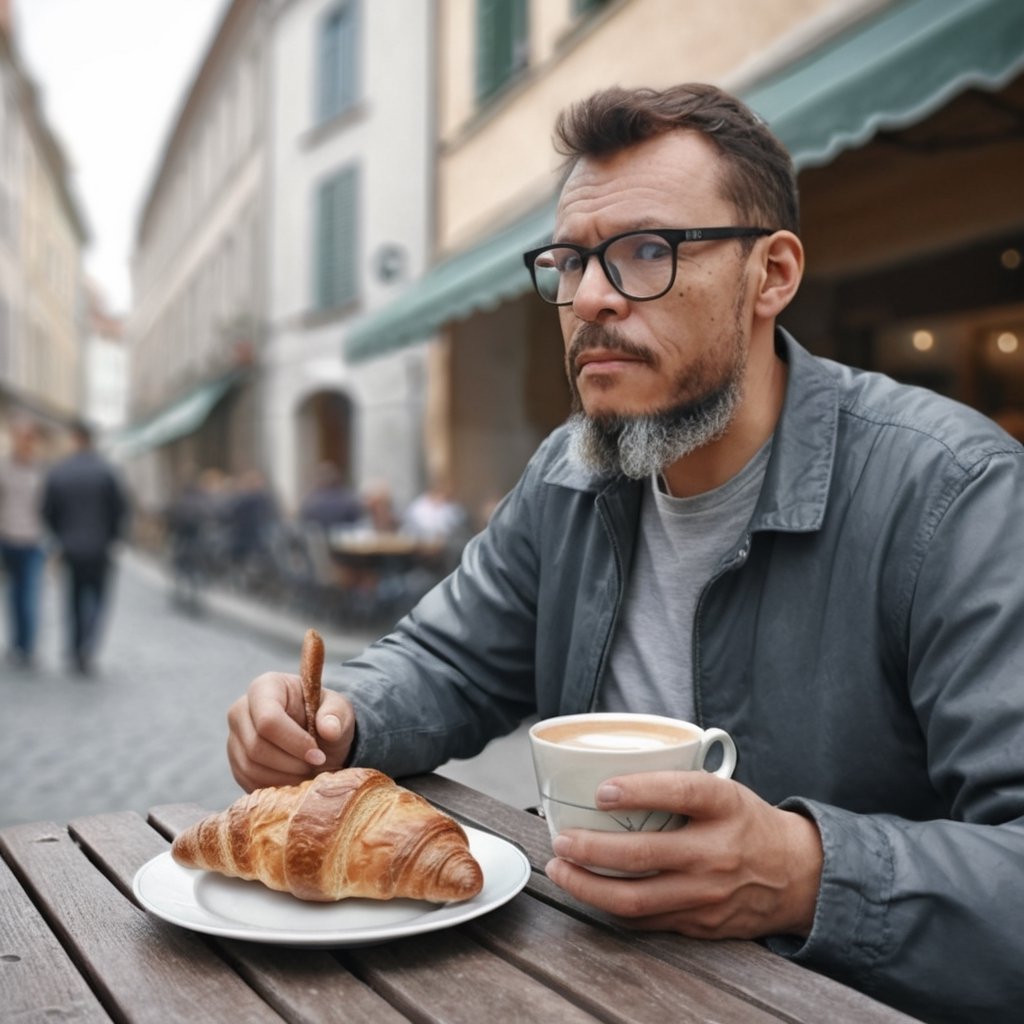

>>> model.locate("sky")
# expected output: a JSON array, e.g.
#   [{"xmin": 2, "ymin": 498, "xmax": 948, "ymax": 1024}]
[{"xmin": 14, "ymin": 0, "xmax": 231, "ymax": 316}]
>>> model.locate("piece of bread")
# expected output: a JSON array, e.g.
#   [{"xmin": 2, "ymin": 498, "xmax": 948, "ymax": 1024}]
[
  {"xmin": 170, "ymin": 768, "xmax": 484, "ymax": 903},
  {"xmin": 299, "ymin": 628, "xmax": 323, "ymax": 740}
]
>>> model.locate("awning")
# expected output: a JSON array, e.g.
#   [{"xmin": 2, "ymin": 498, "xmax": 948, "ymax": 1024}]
[
  {"xmin": 744, "ymin": 0, "xmax": 1024, "ymax": 169},
  {"xmin": 109, "ymin": 370, "xmax": 242, "ymax": 459},
  {"xmin": 344, "ymin": 199, "xmax": 556, "ymax": 363},
  {"xmin": 345, "ymin": 0, "xmax": 1024, "ymax": 363}
]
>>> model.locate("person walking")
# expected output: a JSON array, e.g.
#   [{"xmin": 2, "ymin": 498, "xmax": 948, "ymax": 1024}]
[
  {"xmin": 42, "ymin": 421, "xmax": 128, "ymax": 674},
  {"xmin": 0, "ymin": 419, "xmax": 47, "ymax": 668}
]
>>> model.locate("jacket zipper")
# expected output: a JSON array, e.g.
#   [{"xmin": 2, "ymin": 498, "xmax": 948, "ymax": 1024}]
[{"xmin": 691, "ymin": 531, "xmax": 751, "ymax": 726}]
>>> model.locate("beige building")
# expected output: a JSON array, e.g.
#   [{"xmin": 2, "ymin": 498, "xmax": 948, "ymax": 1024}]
[
  {"xmin": 0, "ymin": 3, "xmax": 88, "ymax": 440},
  {"xmin": 346, "ymin": 0, "xmax": 1024, "ymax": 517},
  {"xmin": 122, "ymin": 0, "xmax": 269, "ymax": 517}
]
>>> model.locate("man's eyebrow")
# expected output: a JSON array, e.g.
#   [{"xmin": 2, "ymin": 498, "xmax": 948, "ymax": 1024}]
[{"xmin": 550, "ymin": 222, "xmax": 667, "ymax": 246}]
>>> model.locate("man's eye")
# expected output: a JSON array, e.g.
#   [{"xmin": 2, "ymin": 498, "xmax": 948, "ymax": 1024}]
[
  {"xmin": 555, "ymin": 252, "xmax": 582, "ymax": 273},
  {"xmin": 632, "ymin": 240, "xmax": 671, "ymax": 261}
]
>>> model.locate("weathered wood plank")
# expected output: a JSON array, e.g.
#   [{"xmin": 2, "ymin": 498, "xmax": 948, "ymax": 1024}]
[
  {"xmin": 74, "ymin": 809, "xmax": 410, "ymax": 1024},
  {"xmin": 1, "ymin": 819, "xmax": 284, "ymax": 1024},
  {"xmin": 467, "ymin": 891, "xmax": 780, "ymax": 1024},
  {"xmin": 0, "ymin": 843, "xmax": 113, "ymax": 1023},
  {"xmin": 146, "ymin": 802, "xmax": 208, "ymax": 842},
  {"xmin": 348, "ymin": 928, "xmax": 603, "ymax": 1024},
  {"xmin": 406, "ymin": 773, "xmax": 914, "ymax": 1023}
]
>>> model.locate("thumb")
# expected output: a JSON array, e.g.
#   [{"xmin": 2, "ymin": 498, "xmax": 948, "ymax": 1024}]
[{"xmin": 311, "ymin": 692, "xmax": 357, "ymax": 768}]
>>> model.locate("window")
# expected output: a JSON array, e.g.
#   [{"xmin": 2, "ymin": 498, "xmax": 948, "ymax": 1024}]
[
  {"xmin": 314, "ymin": 165, "xmax": 359, "ymax": 311},
  {"xmin": 475, "ymin": 0, "xmax": 528, "ymax": 103},
  {"xmin": 317, "ymin": 1, "xmax": 360, "ymax": 124}
]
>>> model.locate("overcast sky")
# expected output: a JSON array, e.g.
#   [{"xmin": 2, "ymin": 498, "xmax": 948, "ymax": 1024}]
[{"xmin": 14, "ymin": 0, "xmax": 230, "ymax": 316}]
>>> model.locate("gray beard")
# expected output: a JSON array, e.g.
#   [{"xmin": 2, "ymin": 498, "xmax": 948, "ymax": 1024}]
[{"xmin": 568, "ymin": 377, "xmax": 742, "ymax": 479}]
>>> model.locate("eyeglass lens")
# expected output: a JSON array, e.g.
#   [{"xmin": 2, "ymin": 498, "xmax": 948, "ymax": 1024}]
[{"xmin": 532, "ymin": 233, "xmax": 675, "ymax": 304}]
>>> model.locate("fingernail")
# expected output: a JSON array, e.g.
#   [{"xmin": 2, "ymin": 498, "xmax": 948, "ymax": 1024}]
[
  {"xmin": 596, "ymin": 783, "xmax": 621, "ymax": 806},
  {"xmin": 552, "ymin": 834, "xmax": 572, "ymax": 857},
  {"xmin": 306, "ymin": 748, "xmax": 326, "ymax": 766}
]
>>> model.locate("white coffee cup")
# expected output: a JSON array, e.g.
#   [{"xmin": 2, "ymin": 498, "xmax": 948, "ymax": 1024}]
[{"xmin": 529, "ymin": 713, "xmax": 737, "ymax": 875}]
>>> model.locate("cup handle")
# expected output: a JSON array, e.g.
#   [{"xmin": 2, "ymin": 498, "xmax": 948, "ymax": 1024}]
[{"xmin": 697, "ymin": 728, "xmax": 737, "ymax": 779}]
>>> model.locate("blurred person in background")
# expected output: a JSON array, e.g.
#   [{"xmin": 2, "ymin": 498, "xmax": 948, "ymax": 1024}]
[
  {"xmin": 42, "ymin": 421, "xmax": 129, "ymax": 675},
  {"xmin": 0, "ymin": 419, "xmax": 47, "ymax": 669},
  {"xmin": 402, "ymin": 478, "xmax": 468, "ymax": 542},
  {"xmin": 298, "ymin": 461, "xmax": 363, "ymax": 533}
]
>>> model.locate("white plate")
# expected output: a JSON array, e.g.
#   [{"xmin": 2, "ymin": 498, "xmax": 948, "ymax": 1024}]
[{"xmin": 133, "ymin": 826, "xmax": 530, "ymax": 947}]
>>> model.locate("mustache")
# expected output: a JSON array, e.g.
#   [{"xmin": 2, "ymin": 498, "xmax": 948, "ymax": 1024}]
[{"xmin": 566, "ymin": 324, "xmax": 657, "ymax": 377}]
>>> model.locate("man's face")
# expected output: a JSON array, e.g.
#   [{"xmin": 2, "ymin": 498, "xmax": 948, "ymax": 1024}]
[{"xmin": 554, "ymin": 130, "xmax": 757, "ymax": 427}]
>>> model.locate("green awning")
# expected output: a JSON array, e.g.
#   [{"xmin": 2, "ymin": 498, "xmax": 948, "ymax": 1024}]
[
  {"xmin": 110, "ymin": 370, "xmax": 241, "ymax": 458},
  {"xmin": 744, "ymin": 0, "xmax": 1024, "ymax": 169},
  {"xmin": 345, "ymin": 0, "xmax": 1024, "ymax": 363},
  {"xmin": 344, "ymin": 200, "xmax": 556, "ymax": 363}
]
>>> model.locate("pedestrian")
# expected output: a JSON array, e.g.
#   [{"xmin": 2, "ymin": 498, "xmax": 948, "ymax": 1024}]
[
  {"xmin": 0, "ymin": 418, "xmax": 47, "ymax": 668},
  {"xmin": 42, "ymin": 420, "xmax": 129, "ymax": 674},
  {"xmin": 225, "ymin": 84, "xmax": 1024, "ymax": 1023},
  {"xmin": 298, "ymin": 461, "xmax": 363, "ymax": 533}
]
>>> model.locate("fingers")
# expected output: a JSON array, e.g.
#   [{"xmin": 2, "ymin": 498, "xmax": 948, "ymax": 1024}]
[
  {"xmin": 314, "ymin": 691, "xmax": 357, "ymax": 767},
  {"xmin": 226, "ymin": 672, "xmax": 352, "ymax": 792},
  {"xmin": 595, "ymin": 769, "xmax": 737, "ymax": 819}
]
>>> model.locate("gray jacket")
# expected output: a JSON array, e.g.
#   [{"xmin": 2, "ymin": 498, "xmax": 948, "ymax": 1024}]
[{"xmin": 338, "ymin": 329, "xmax": 1024, "ymax": 1023}]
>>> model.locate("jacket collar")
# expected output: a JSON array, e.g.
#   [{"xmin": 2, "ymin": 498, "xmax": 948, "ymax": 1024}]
[
  {"xmin": 750, "ymin": 327, "xmax": 837, "ymax": 534},
  {"xmin": 543, "ymin": 326, "xmax": 838, "ymax": 534}
]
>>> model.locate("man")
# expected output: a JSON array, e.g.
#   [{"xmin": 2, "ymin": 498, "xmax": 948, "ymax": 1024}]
[
  {"xmin": 226, "ymin": 85, "xmax": 1024, "ymax": 1023},
  {"xmin": 42, "ymin": 421, "xmax": 128, "ymax": 673},
  {"xmin": 0, "ymin": 419, "xmax": 46, "ymax": 668}
]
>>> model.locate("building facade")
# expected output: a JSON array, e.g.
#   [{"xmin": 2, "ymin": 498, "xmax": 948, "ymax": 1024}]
[
  {"xmin": 0, "ymin": 3, "xmax": 88, "ymax": 444},
  {"xmin": 264, "ymin": 0, "xmax": 433, "ymax": 511},
  {"xmin": 124, "ymin": 0, "xmax": 270, "ymax": 517},
  {"xmin": 123, "ymin": 0, "xmax": 434, "ymax": 524}
]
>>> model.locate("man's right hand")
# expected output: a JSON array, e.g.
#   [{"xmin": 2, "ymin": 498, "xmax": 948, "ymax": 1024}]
[{"xmin": 226, "ymin": 672, "xmax": 356, "ymax": 791}]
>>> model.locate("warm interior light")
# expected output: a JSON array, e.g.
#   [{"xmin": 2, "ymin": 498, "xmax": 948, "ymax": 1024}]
[
  {"xmin": 1000, "ymin": 248, "xmax": 1022, "ymax": 270},
  {"xmin": 912, "ymin": 330, "xmax": 934, "ymax": 352},
  {"xmin": 996, "ymin": 331, "xmax": 1019, "ymax": 355}
]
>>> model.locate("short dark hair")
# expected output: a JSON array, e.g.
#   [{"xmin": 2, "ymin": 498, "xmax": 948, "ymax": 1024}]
[{"xmin": 554, "ymin": 83, "xmax": 799, "ymax": 235}]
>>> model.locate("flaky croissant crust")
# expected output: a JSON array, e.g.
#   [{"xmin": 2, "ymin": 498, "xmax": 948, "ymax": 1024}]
[{"xmin": 171, "ymin": 768, "xmax": 483, "ymax": 903}]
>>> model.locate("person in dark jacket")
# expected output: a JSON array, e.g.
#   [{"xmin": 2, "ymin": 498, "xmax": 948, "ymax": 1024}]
[
  {"xmin": 42, "ymin": 421, "xmax": 128, "ymax": 673},
  {"xmin": 224, "ymin": 85, "xmax": 1024, "ymax": 1023}
]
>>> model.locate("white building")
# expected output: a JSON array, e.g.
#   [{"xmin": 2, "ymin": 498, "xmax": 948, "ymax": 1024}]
[{"xmin": 263, "ymin": 0, "xmax": 433, "ymax": 511}]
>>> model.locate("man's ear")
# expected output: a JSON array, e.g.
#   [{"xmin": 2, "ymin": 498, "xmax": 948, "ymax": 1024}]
[{"xmin": 753, "ymin": 231, "xmax": 804, "ymax": 320}]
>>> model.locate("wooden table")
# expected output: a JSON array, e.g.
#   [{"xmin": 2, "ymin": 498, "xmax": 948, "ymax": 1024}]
[{"xmin": 0, "ymin": 774, "xmax": 915, "ymax": 1023}]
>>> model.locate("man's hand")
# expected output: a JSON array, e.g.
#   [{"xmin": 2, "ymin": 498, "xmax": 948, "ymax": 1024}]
[
  {"xmin": 226, "ymin": 672, "xmax": 356, "ymax": 792},
  {"xmin": 544, "ymin": 770, "xmax": 822, "ymax": 940}
]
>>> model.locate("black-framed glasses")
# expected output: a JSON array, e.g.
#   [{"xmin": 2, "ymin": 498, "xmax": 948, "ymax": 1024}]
[{"xmin": 522, "ymin": 227, "xmax": 774, "ymax": 305}]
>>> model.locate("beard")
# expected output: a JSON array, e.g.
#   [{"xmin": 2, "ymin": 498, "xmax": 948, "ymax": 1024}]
[{"xmin": 566, "ymin": 320, "xmax": 746, "ymax": 480}]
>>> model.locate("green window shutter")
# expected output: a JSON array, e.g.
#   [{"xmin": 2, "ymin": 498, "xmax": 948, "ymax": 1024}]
[
  {"xmin": 317, "ymin": 0, "xmax": 359, "ymax": 124},
  {"xmin": 315, "ymin": 165, "xmax": 359, "ymax": 311},
  {"xmin": 475, "ymin": 0, "xmax": 528, "ymax": 103}
]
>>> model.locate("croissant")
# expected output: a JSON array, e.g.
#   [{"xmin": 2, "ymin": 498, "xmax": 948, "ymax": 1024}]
[{"xmin": 171, "ymin": 768, "xmax": 484, "ymax": 903}]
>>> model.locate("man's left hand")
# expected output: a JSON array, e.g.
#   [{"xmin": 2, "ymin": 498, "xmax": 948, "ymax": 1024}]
[{"xmin": 544, "ymin": 770, "xmax": 823, "ymax": 940}]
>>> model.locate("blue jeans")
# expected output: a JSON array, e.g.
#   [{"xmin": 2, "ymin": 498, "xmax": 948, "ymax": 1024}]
[{"xmin": 1, "ymin": 542, "xmax": 45, "ymax": 657}]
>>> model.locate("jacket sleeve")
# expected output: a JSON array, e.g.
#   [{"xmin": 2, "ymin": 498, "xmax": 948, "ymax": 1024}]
[
  {"xmin": 330, "ymin": 438, "xmax": 554, "ymax": 778},
  {"xmin": 773, "ymin": 447, "xmax": 1024, "ymax": 1024}
]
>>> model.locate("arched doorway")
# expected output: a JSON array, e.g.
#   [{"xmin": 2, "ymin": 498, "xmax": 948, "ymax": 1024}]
[{"xmin": 296, "ymin": 389, "xmax": 355, "ymax": 497}]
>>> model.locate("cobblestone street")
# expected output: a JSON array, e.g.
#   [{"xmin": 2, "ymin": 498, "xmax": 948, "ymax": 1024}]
[{"xmin": 0, "ymin": 550, "xmax": 536, "ymax": 829}]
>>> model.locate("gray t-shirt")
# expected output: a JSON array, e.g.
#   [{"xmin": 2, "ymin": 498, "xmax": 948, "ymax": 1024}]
[{"xmin": 598, "ymin": 440, "xmax": 772, "ymax": 719}]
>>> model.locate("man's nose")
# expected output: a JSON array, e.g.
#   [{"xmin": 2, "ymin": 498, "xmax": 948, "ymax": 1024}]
[{"xmin": 570, "ymin": 257, "xmax": 628, "ymax": 321}]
